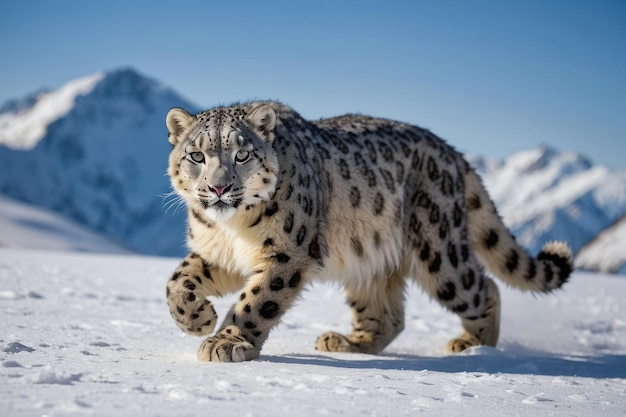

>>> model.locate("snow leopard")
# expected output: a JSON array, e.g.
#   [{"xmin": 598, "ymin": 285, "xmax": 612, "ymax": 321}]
[{"xmin": 165, "ymin": 101, "xmax": 573, "ymax": 362}]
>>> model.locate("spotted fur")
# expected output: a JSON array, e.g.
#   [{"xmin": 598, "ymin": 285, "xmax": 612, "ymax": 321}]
[{"xmin": 165, "ymin": 101, "xmax": 574, "ymax": 362}]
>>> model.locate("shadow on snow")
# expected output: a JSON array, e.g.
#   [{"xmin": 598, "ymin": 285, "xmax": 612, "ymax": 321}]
[{"xmin": 260, "ymin": 349, "xmax": 626, "ymax": 379}]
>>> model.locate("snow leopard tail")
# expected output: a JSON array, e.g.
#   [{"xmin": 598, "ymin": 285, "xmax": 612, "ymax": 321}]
[{"xmin": 463, "ymin": 166, "xmax": 573, "ymax": 293}]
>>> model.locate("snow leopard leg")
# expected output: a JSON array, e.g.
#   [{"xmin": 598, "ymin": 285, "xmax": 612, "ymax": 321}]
[
  {"xmin": 166, "ymin": 252, "xmax": 244, "ymax": 337},
  {"xmin": 197, "ymin": 252, "xmax": 311, "ymax": 362},
  {"xmin": 412, "ymin": 241, "xmax": 501, "ymax": 352},
  {"xmin": 446, "ymin": 276, "xmax": 501, "ymax": 352},
  {"xmin": 316, "ymin": 274, "xmax": 405, "ymax": 354}
]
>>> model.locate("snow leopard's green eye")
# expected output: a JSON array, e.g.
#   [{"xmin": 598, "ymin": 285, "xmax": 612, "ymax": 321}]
[
  {"xmin": 235, "ymin": 150, "xmax": 250, "ymax": 163},
  {"xmin": 189, "ymin": 152, "xmax": 205, "ymax": 163}
]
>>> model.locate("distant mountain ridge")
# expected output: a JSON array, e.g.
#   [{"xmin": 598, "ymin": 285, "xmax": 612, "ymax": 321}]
[
  {"xmin": 469, "ymin": 147, "xmax": 626, "ymax": 255},
  {"xmin": 0, "ymin": 68, "xmax": 624, "ymax": 272},
  {"xmin": 0, "ymin": 68, "xmax": 198, "ymax": 256}
]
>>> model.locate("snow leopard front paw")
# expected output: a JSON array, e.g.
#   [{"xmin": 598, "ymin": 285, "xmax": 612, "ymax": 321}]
[
  {"xmin": 197, "ymin": 326, "xmax": 259, "ymax": 362},
  {"xmin": 167, "ymin": 281, "xmax": 218, "ymax": 336}
]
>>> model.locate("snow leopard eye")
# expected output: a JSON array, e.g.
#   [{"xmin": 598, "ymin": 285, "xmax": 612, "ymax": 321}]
[
  {"xmin": 235, "ymin": 150, "xmax": 250, "ymax": 164},
  {"xmin": 189, "ymin": 152, "xmax": 205, "ymax": 163}
]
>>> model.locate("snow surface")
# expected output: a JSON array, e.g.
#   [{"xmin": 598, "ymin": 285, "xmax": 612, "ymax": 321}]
[
  {"xmin": 576, "ymin": 214, "xmax": 626, "ymax": 275},
  {"xmin": 1, "ymin": 248, "xmax": 625, "ymax": 416},
  {"xmin": 0, "ymin": 194, "xmax": 131, "ymax": 254},
  {"xmin": 0, "ymin": 72, "xmax": 104, "ymax": 150}
]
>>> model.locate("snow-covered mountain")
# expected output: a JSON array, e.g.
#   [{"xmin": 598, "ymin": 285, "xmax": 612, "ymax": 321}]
[
  {"xmin": 0, "ymin": 68, "xmax": 197, "ymax": 256},
  {"xmin": 0, "ymin": 73, "xmax": 105, "ymax": 150},
  {"xmin": 576, "ymin": 213, "xmax": 626, "ymax": 274},
  {"xmin": 0, "ymin": 69, "xmax": 624, "ymax": 271},
  {"xmin": 469, "ymin": 147, "xmax": 626, "ymax": 270}
]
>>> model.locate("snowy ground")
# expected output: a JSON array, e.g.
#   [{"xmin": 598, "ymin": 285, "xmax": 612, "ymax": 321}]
[{"xmin": 1, "ymin": 248, "xmax": 625, "ymax": 417}]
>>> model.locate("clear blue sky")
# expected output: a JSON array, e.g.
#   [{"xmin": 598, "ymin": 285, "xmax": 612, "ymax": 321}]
[{"xmin": 1, "ymin": 0, "xmax": 625, "ymax": 168}]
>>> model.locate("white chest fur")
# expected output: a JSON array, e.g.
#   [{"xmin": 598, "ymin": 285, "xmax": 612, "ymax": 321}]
[{"xmin": 187, "ymin": 211, "xmax": 265, "ymax": 278}]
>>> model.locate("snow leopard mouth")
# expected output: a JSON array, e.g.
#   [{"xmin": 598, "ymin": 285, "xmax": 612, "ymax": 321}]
[
  {"xmin": 198, "ymin": 196, "xmax": 242, "ymax": 213},
  {"xmin": 211, "ymin": 200, "xmax": 231, "ymax": 212},
  {"xmin": 198, "ymin": 198, "xmax": 231, "ymax": 211}
]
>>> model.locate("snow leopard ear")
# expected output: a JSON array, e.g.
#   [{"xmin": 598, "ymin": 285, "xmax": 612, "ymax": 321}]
[
  {"xmin": 246, "ymin": 104, "xmax": 276, "ymax": 143},
  {"xmin": 166, "ymin": 108, "xmax": 196, "ymax": 145}
]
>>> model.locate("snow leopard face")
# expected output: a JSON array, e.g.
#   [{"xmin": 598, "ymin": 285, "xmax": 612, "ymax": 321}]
[{"xmin": 166, "ymin": 104, "xmax": 279, "ymax": 222}]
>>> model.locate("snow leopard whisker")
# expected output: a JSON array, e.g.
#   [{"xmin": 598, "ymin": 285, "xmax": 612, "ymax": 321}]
[{"xmin": 161, "ymin": 191, "xmax": 186, "ymax": 215}]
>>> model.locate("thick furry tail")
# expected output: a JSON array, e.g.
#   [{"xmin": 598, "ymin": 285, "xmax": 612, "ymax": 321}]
[{"xmin": 463, "ymin": 168, "xmax": 573, "ymax": 292}]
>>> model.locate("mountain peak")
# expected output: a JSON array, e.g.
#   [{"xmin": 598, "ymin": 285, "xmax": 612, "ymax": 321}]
[
  {"xmin": 0, "ymin": 68, "xmax": 190, "ymax": 151},
  {"xmin": 504, "ymin": 145, "xmax": 558, "ymax": 173},
  {"xmin": 472, "ymin": 143, "xmax": 625, "ymax": 260},
  {"xmin": 93, "ymin": 67, "xmax": 164, "ymax": 100},
  {"xmin": 0, "ymin": 71, "xmax": 105, "ymax": 150},
  {"xmin": 104, "ymin": 66, "xmax": 143, "ymax": 78}
]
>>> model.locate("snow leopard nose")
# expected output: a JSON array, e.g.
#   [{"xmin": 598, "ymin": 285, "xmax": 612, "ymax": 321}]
[{"xmin": 208, "ymin": 184, "xmax": 232, "ymax": 198}]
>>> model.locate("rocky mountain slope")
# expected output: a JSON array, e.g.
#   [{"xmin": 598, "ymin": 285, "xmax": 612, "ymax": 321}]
[{"xmin": 0, "ymin": 68, "xmax": 196, "ymax": 256}]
